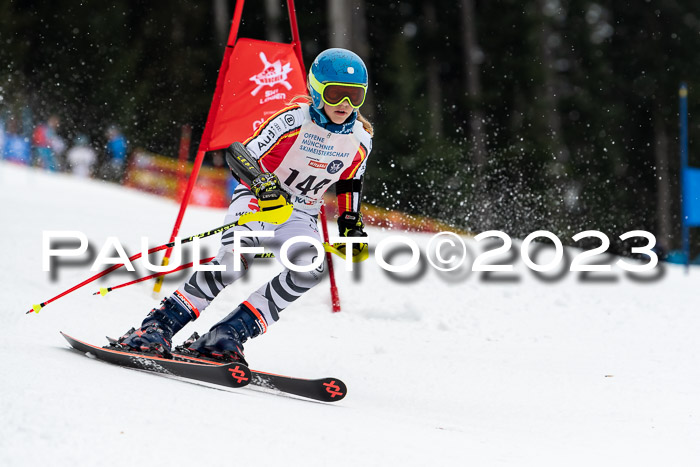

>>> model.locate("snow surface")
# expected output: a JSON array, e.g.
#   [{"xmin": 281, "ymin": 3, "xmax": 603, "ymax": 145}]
[{"xmin": 1, "ymin": 160, "xmax": 699, "ymax": 467}]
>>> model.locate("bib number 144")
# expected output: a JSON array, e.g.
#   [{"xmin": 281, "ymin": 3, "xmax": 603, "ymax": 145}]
[{"xmin": 284, "ymin": 169, "xmax": 332, "ymax": 197}]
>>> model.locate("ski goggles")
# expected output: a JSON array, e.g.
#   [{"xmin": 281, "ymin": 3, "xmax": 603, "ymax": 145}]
[{"xmin": 309, "ymin": 73, "xmax": 367, "ymax": 108}]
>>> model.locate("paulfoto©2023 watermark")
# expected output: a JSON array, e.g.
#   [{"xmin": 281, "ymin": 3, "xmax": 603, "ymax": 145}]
[{"xmin": 41, "ymin": 229, "xmax": 659, "ymax": 277}]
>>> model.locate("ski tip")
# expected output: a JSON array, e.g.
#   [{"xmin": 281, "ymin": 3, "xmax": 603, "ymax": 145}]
[{"xmin": 320, "ymin": 378, "xmax": 347, "ymax": 402}]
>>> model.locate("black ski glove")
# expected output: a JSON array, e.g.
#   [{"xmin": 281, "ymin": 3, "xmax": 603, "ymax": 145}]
[
  {"xmin": 335, "ymin": 211, "xmax": 368, "ymax": 260},
  {"xmin": 337, "ymin": 211, "xmax": 367, "ymax": 238},
  {"xmin": 250, "ymin": 172, "xmax": 290, "ymax": 209}
]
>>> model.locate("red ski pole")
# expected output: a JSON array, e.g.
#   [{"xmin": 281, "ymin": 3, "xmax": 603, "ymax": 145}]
[
  {"xmin": 93, "ymin": 256, "xmax": 215, "ymax": 296},
  {"xmin": 27, "ymin": 220, "xmax": 242, "ymax": 314},
  {"xmin": 93, "ymin": 242, "xmax": 355, "ymax": 298}
]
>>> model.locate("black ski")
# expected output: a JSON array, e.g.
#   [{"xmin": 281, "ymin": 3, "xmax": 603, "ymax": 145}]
[
  {"xmin": 248, "ymin": 369, "xmax": 347, "ymax": 403},
  {"xmin": 60, "ymin": 332, "xmax": 251, "ymax": 389},
  {"xmin": 67, "ymin": 332, "xmax": 347, "ymax": 402},
  {"xmin": 170, "ymin": 350, "xmax": 348, "ymax": 403}
]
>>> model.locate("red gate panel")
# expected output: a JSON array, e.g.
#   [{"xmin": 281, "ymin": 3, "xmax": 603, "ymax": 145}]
[{"xmin": 204, "ymin": 38, "xmax": 307, "ymax": 151}]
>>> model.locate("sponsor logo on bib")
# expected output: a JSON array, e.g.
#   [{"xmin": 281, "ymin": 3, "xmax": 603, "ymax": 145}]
[
  {"xmin": 308, "ymin": 160, "xmax": 328, "ymax": 169},
  {"xmin": 327, "ymin": 160, "xmax": 344, "ymax": 174}
]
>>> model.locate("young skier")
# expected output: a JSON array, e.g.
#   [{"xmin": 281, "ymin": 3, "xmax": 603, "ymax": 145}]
[{"xmin": 117, "ymin": 48, "xmax": 373, "ymax": 364}]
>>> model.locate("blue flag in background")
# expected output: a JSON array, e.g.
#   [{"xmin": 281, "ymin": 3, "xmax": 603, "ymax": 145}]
[{"xmin": 683, "ymin": 167, "xmax": 700, "ymax": 226}]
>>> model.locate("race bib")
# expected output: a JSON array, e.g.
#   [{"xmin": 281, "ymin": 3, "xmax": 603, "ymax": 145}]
[{"xmin": 276, "ymin": 121, "xmax": 361, "ymax": 212}]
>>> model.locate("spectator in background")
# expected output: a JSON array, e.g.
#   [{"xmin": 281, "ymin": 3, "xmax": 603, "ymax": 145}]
[
  {"xmin": 66, "ymin": 134, "xmax": 97, "ymax": 178},
  {"xmin": 3, "ymin": 119, "xmax": 32, "ymax": 165},
  {"xmin": 105, "ymin": 125, "xmax": 127, "ymax": 182},
  {"xmin": 32, "ymin": 115, "xmax": 65, "ymax": 171}
]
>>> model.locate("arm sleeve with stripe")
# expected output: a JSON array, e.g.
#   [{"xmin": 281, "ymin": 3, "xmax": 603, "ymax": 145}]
[
  {"xmin": 336, "ymin": 145, "xmax": 369, "ymax": 216},
  {"xmin": 243, "ymin": 105, "xmax": 303, "ymax": 164}
]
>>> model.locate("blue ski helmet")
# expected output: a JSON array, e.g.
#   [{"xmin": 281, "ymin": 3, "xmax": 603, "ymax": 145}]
[{"xmin": 308, "ymin": 48, "xmax": 368, "ymax": 110}]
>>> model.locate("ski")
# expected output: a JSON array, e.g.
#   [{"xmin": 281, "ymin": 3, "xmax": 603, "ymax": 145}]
[
  {"xmin": 171, "ymin": 350, "xmax": 347, "ymax": 403},
  {"xmin": 69, "ymin": 332, "xmax": 347, "ymax": 402},
  {"xmin": 106, "ymin": 335, "xmax": 347, "ymax": 402},
  {"xmin": 60, "ymin": 332, "xmax": 251, "ymax": 389}
]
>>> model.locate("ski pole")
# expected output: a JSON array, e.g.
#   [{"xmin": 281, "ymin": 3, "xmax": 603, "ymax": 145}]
[
  {"xmin": 94, "ymin": 253, "xmax": 272, "ymax": 296},
  {"xmin": 93, "ymin": 243, "xmax": 366, "ymax": 297},
  {"xmin": 94, "ymin": 256, "xmax": 216, "ymax": 296},
  {"xmin": 27, "ymin": 225, "xmax": 235, "ymax": 314},
  {"xmin": 94, "ymin": 252, "xmax": 271, "ymax": 297},
  {"xmin": 27, "ymin": 207, "xmax": 292, "ymax": 314}
]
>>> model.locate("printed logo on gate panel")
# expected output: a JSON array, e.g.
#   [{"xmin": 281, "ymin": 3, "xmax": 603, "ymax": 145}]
[
  {"xmin": 249, "ymin": 52, "xmax": 293, "ymax": 96},
  {"xmin": 284, "ymin": 114, "xmax": 295, "ymax": 127},
  {"xmin": 327, "ymin": 160, "xmax": 344, "ymax": 174},
  {"xmin": 308, "ymin": 160, "xmax": 328, "ymax": 169}
]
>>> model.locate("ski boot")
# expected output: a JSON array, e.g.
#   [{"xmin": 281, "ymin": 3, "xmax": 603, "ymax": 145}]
[
  {"xmin": 118, "ymin": 294, "xmax": 198, "ymax": 357},
  {"xmin": 177, "ymin": 302, "xmax": 265, "ymax": 365}
]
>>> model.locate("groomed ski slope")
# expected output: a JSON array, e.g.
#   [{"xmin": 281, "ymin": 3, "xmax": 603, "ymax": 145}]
[{"xmin": 1, "ymin": 161, "xmax": 699, "ymax": 467}]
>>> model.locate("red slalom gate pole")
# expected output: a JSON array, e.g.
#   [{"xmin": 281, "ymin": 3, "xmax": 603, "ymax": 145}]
[
  {"xmin": 151, "ymin": 148, "xmax": 206, "ymax": 295},
  {"xmin": 153, "ymin": 1, "xmax": 246, "ymax": 295},
  {"xmin": 153, "ymin": 124, "xmax": 192, "ymax": 294},
  {"xmin": 319, "ymin": 205, "xmax": 342, "ymax": 312},
  {"xmin": 287, "ymin": 0, "xmax": 304, "ymax": 70}
]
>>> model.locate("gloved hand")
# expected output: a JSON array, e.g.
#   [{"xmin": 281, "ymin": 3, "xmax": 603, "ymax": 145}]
[
  {"xmin": 334, "ymin": 211, "xmax": 368, "ymax": 260},
  {"xmin": 337, "ymin": 211, "xmax": 367, "ymax": 238},
  {"xmin": 250, "ymin": 172, "xmax": 289, "ymax": 210}
]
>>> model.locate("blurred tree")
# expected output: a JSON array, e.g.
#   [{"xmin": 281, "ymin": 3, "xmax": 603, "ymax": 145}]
[
  {"xmin": 326, "ymin": 0, "xmax": 374, "ymax": 117},
  {"xmin": 327, "ymin": 0, "xmax": 351, "ymax": 49},
  {"xmin": 459, "ymin": 0, "xmax": 487, "ymax": 169},
  {"xmin": 264, "ymin": 0, "xmax": 283, "ymax": 43},
  {"xmin": 213, "ymin": 0, "xmax": 231, "ymax": 46},
  {"xmin": 423, "ymin": 3, "xmax": 444, "ymax": 138}
]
